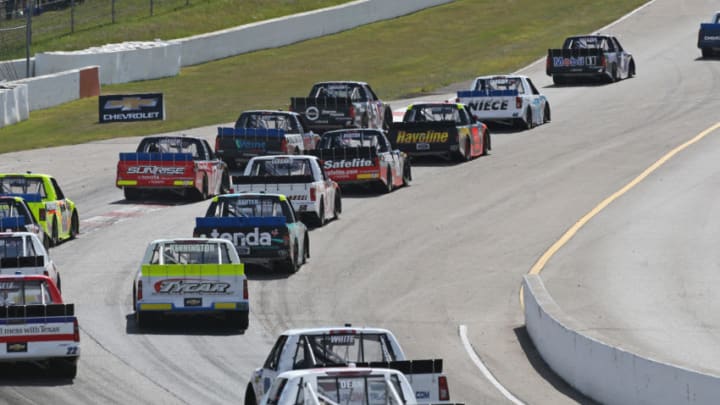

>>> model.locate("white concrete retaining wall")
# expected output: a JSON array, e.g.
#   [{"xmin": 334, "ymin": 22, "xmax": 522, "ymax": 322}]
[
  {"xmin": 523, "ymin": 274, "xmax": 720, "ymax": 405},
  {"xmin": 13, "ymin": 68, "xmax": 79, "ymax": 111},
  {"xmin": 177, "ymin": 0, "xmax": 454, "ymax": 66},
  {"xmin": 0, "ymin": 57, "xmax": 34, "ymax": 81},
  {"xmin": 35, "ymin": 41, "xmax": 181, "ymax": 85},
  {"xmin": 0, "ymin": 83, "xmax": 29, "ymax": 128}
]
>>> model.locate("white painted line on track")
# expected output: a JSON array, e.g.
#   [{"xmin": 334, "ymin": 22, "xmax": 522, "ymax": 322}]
[{"xmin": 459, "ymin": 325, "xmax": 525, "ymax": 405}]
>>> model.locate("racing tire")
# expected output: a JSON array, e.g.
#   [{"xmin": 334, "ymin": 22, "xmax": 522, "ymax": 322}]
[
  {"xmin": 609, "ymin": 63, "xmax": 618, "ymax": 83},
  {"xmin": 49, "ymin": 359, "xmax": 77, "ymax": 379},
  {"xmin": 361, "ymin": 114, "xmax": 369, "ymax": 128},
  {"xmin": 70, "ymin": 211, "xmax": 79, "ymax": 240},
  {"xmin": 228, "ymin": 311, "xmax": 249, "ymax": 331},
  {"xmin": 382, "ymin": 168, "xmax": 393, "ymax": 194},
  {"xmin": 197, "ymin": 174, "xmax": 209, "ymax": 201},
  {"xmin": 402, "ymin": 161, "xmax": 412, "ymax": 186},
  {"xmin": 56, "ymin": 274, "xmax": 62, "ymax": 293},
  {"xmin": 333, "ymin": 193, "xmax": 341, "ymax": 219},
  {"xmin": 286, "ymin": 243, "xmax": 300, "ymax": 274},
  {"xmin": 525, "ymin": 109, "xmax": 533, "ymax": 129},
  {"xmin": 482, "ymin": 131, "xmax": 490, "ymax": 156},
  {"xmin": 315, "ymin": 201, "xmax": 325, "ymax": 227},
  {"xmin": 629, "ymin": 59, "xmax": 636, "ymax": 77},
  {"xmin": 304, "ymin": 234, "xmax": 310, "ymax": 261},
  {"xmin": 244, "ymin": 385, "xmax": 258, "ymax": 405},
  {"xmin": 383, "ymin": 106, "xmax": 393, "ymax": 130},
  {"xmin": 543, "ymin": 104, "xmax": 551, "ymax": 124},
  {"xmin": 42, "ymin": 234, "xmax": 50, "ymax": 251},
  {"xmin": 464, "ymin": 139, "xmax": 472, "ymax": 161},
  {"xmin": 552, "ymin": 76, "xmax": 566, "ymax": 86},
  {"xmin": 123, "ymin": 188, "xmax": 140, "ymax": 201},
  {"xmin": 50, "ymin": 217, "xmax": 59, "ymax": 247},
  {"xmin": 220, "ymin": 170, "xmax": 231, "ymax": 195}
]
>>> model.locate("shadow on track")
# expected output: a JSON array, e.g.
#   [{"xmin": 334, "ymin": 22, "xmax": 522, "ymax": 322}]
[{"xmin": 0, "ymin": 363, "xmax": 74, "ymax": 385}]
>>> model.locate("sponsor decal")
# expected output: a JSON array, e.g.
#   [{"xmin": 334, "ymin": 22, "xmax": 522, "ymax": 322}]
[
  {"xmin": 305, "ymin": 106, "xmax": 320, "ymax": 121},
  {"xmin": 235, "ymin": 140, "xmax": 266, "ymax": 150},
  {"xmin": 396, "ymin": 130, "xmax": 449, "ymax": 144},
  {"xmin": 0, "ymin": 325, "xmax": 62, "ymax": 336},
  {"xmin": 154, "ymin": 279, "xmax": 231, "ymax": 294},
  {"xmin": 127, "ymin": 166, "xmax": 185, "ymax": 175},
  {"xmin": 553, "ymin": 55, "xmax": 598, "ymax": 67},
  {"xmin": 323, "ymin": 159, "xmax": 374, "ymax": 170},
  {"xmin": 99, "ymin": 93, "xmax": 165, "ymax": 123},
  {"xmin": 184, "ymin": 298, "xmax": 202, "ymax": 307},
  {"xmin": 199, "ymin": 227, "xmax": 274, "ymax": 247},
  {"xmin": 468, "ymin": 100, "xmax": 509, "ymax": 111},
  {"xmin": 416, "ymin": 391, "xmax": 430, "ymax": 399},
  {"xmin": 7, "ymin": 342, "xmax": 27, "ymax": 352},
  {"xmin": 0, "ymin": 282, "xmax": 17, "ymax": 290},
  {"xmin": 327, "ymin": 335, "xmax": 355, "ymax": 345},
  {"xmin": 704, "ymin": 35, "xmax": 720, "ymax": 41}
]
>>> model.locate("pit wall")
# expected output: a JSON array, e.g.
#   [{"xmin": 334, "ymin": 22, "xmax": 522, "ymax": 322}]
[
  {"xmin": 0, "ymin": 83, "xmax": 29, "ymax": 127},
  {"xmin": 0, "ymin": 0, "xmax": 452, "ymax": 127},
  {"xmin": 523, "ymin": 274, "xmax": 720, "ymax": 404}
]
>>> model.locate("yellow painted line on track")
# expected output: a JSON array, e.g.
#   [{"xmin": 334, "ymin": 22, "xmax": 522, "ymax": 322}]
[{"xmin": 520, "ymin": 122, "xmax": 720, "ymax": 308}]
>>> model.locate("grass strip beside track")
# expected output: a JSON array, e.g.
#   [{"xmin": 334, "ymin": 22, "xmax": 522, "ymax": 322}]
[{"xmin": 0, "ymin": 0, "xmax": 647, "ymax": 153}]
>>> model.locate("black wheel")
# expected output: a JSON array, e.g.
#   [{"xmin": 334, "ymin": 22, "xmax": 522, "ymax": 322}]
[
  {"xmin": 402, "ymin": 160, "xmax": 412, "ymax": 186},
  {"xmin": 220, "ymin": 171, "xmax": 231, "ymax": 195},
  {"xmin": 123, "ymin": 188, "xmax": 140, "ymax": 201},
  {"xmin": 70, "ymin": 211, "xmax": 79, "ymax": 240},
  {"xmin": 245, "ymin": 385, "xmax": 257, "ymax": 405},
  {"xmin": 304, "ymin": 234, "xmax": 310, "ymax": 261},
  {"xmin": 228, "ymin": 311, "xmax": 249, "ymax": 331},
  {"xmin": 552, "ymin": 76, "xmax": 566, "ymax": 86},
  {"xmin": 543, "ymin": 104, "xmax": 551, "ymax": 124},
  {"xmin": 197, "ymin": 174, "xmax": 209, "ymax": 201},
  {"xmin": 42, "ymin": 234, "xmax": 50, "ymax": 251},
  {"xmin": 333, "ymin": 193, "xmax": 341, "ymax": 219},
  {"xmin": 525, "ymin": 109, "xmax": 533, "ymax": 129},
  {"xmin": 285, "ymin": 244, "xmax": 300, "ymax": 273},
  {"xmin": 50, "ymin": 217, "xmax": 59, "ymax": 247},
  {"xmin": 361, "ymin": 114, "xmax": 369, "ymax": 128},
  {"xmin": 629, "ymin": 59, "xmax": 636, "ymax": 77},
  {"xmin": 382, "ymin": 168, "xmax": 393, "ymax": 194},
  {"xmin": 609, "ymin": 63, "xmax": 618, "ymax": 83},
  {"xmin": 481, "ymin": 131, "xmax": 489, "ymax": 156},
  {"xmin": 383, "ymin": 106, "xmax": 393, "ymax": 130},
  {"xmin": 56, "ymin": 274, "xmax": 62, "ymax": 293},
  {"xmin": 315, "ymin": 201, "xmax": 325, "ymax": 227},
  {"xmin": 49, "ymin": 359, "xmax": 77, "ymax": 379}
]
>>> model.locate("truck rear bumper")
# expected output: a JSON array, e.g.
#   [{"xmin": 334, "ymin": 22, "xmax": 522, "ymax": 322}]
[{"xmin": 0, "ymin": 341, "xmax": 80, "ymax": 361}]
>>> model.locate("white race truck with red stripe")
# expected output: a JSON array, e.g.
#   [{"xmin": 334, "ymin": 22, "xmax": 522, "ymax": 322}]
[
  {"xmin": 0, "ymin": 274, "xmax": 80, "ymax": 378},
  {"xmin": 245, "ymin": 326, "xmax": 458, "ymax": 405},
  {"xmin": 232, "ymin": 155, "xmax": 341, "ymax": 227}
]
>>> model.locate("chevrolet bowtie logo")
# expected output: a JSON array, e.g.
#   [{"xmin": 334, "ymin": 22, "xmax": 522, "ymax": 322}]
[{"xmin": 105, "ymin": 97, "xmax": 158, "ymax": 111}]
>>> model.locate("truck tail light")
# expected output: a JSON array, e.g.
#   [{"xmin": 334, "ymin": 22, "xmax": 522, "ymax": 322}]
[
  {"xmin": 516, "ymin": 96, "xmax": 522, "ymax": 109},
  {"xmin": 283, "ymin": 234, "xmax": 290, "ymax": 246},
  {"xmin": 215, "ymin": 137, "xmax": 221, "ymax": 153},
  {"xmin": 438, "ymin": 376, "xmax": 449, "ymax": 401},
  {"xmin": 600, "ymin": 55, "xmax": 607, "ymax": 68},
  {"xmin": 243, "ymin": 279, "xmax": 248, "ymax": 300},
  {"xmin": 280, "ymin": 138, "xmax": 288, "ymax": 153},
  {"xmin": 545, "ymin": 56, "xmax": 551, "ymax": 74},
  {"xmin": 137, "ymin": 280, "xmax": 143, "ymax": 301},
  {"xmin": 309, "ymin": 186, "xmax": 316, "ymax": 202},
  {"xmin": 349, "ymin": 105, "xmax": 356, "ymax": 120},
  {"xmin": 38, "ymin": 208, "xmax": 46, "ymax": 221},
  {"xmin": 288, "ymin": 104, "xmax": 293, "ymax": 112},
  {"xmin": 73, "ymin": 318, "xmax": 80, "ymax": 342}
]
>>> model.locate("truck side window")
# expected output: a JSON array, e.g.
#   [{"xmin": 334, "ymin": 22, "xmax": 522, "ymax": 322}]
[
  {"xmin": 264, "ymin": 335, "xmax": 288, "ymax": 371},
  {"xmin": 364, "ymin": 85, "xmax": 379, "ymax": 101},
  {"xmin": 613, "ymin": 38, "xmax": 624, "ymax": 52},
  {"xmin": 527, "ymin": 79, "xmax": 540, "ymax": 95},
  {"xmin": 50, "ymin": 179, "xmax": 64, "ymax": 200}
]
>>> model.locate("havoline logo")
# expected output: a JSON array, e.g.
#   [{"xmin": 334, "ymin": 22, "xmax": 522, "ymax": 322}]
[
  {"xmin": 323, "ymin": 159, "xmax": 374, "ymax": 170},
  {"xmin": 199, "ymin": 228, "xmax": 273, "ymax": 247},
  {"xmin": 396, "ymin": 130, "xmax": 449, "ymax": 144}
]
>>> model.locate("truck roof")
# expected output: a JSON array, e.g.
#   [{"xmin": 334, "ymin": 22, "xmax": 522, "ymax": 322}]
[
  {"xmin": 217, "ymin": 192, "xmax": 287, "ymax": 200},
  {"xmin": 248, "ymin": 155, "xmax": 319, "ymax": 162},
  {"xmin": 276, "ymin": 366, "xmax": 406, "ymax": 380},
  {"xmin": 313, "ymin": 80, "xmax": 369, "ymax": 86},
  {"xmin": 239, "ymin": 110, "xmax": 301, "ymax": 116},
  {"xmin": 473, "ymin": 74, "xmax": 529, "ymax": 80},
  {"xmin": 280, "ymin": 326, "xmax": 395, "ymax": 336},
  {"xmin": 147, "ymin": 237, "xmax": 235, "ymax": 246}
]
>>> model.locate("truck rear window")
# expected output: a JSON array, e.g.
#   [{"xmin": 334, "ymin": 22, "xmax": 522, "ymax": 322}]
[
  {"xmin": 150, "ymin": 242, "xmax": 232, "ymax": 265},
  {"xmin": 0, "ymin": 279, "xmax": 51, "ymax": 305},
  {"xmin": 295, "ymin": 333, "xmax": 395, "ymax": 367},
  {"xmin": 316, "ymin": 375, "xmax": 405, "ymax": 404},
  {"xmin": 0, "ymin": 236, "xmax": 34, "ymax": 258},
  {"xmin": 247, "ymin": 158, "xmax": 313, "ymax": 177}
]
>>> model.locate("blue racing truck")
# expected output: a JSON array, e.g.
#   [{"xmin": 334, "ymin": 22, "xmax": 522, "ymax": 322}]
[{"xmin": 698, "ymin": 12, "xmax": 720, "ymax": 58}]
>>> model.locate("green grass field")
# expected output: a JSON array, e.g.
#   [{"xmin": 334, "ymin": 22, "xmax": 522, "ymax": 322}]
[{"xmin": 0, "ymin": 0, "xmax": 647, "ymax": 153}]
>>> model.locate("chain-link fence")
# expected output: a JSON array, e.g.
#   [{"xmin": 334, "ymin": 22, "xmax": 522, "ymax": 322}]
[{"xmin": 0, "ymin": 0, "xmax": 191, "ymax": 78}]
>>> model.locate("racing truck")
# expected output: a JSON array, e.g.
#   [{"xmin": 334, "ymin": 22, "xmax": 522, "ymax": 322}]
[
  {"xmin": 290, "ymin": 81, "xmax": 393, "ymax": 134},
  {"xmin": 245, "ymin": 326, "xmax": 457, "ymax": 405},
  {"xmin": 232, "ymin": 155, "xmax": 341, "ymax": 227},
  {"xmin": 0, "ymin": 274, "xmax": 80, "ymax": 378},
  {"xmin": 456, "ymin": 75, "xmax": 550, "ymax": 129},
  {"xmin": 310, "ymin": 128, "xmax": 411, "ymax": 194},
  {"xmin": 0, "ymin": 232, "xmax": 61, "ymax": 291},
  {"xmin": 132, "ymin": 238, "xmax": 249, "ymax": 330},
  {"xmin": 546, "ymin": 35, "xmax": 636, "ymax": 84},
  {"xmin": 193, "ymin": 193, "xmax": 309, "ymax": 273},
  {"xmin": 698, "ymin": 12, "xmax": 720, "ymax": 57},
  {"xmin": 387, "ymin": 102, "xmax": 490, "ymax": 161},
  {"xmin": 215, "ymin": 110, "xmax": 320, "ymax": 173},
  {"xmin": 260, "ymin": 367, "xmax": 421, "ymax": 405},
  {"xmin": 0, "ymin": 173, "xmax": 79, "ymax": 247},
  {"xmin": 116, "ymin": 135, "xmax": 230, "ymax": 201},
  {"xmin": 0, "ymin": 196, "xmax": 48, "ymax": 249}
]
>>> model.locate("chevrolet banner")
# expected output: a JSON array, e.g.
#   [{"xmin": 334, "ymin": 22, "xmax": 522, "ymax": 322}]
[{"xmin": 99, "ymin": 93, "xmax": 165, "ymax": 123}]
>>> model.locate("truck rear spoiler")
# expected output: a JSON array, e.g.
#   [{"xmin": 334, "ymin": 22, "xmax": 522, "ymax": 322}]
[
  {"xmin": 290, "ymin": 96, "xmax": 353, "ymax": 110},
  {"xmin": 457, "ymin": 89, "xmax": 518, "ymax": 98},
  {"xmin": 0, "ymin": 193, "xmax": 42, "ymax": 203},
  {"xmin": 0, "ymin": 303, "xmax": 75, "ymax": 318},
  {"xmin": 195, "ymin": 216, "xmax": 287, "ymax": 229},
  {"xmin": 0, "ymin": 256, "xmax": 45, "ymax": 268},
  {"xmin": 217, "ymin": 127, "xmax": 286, "ymax": 138},
  {"xmin": 308, "ymin": 146, "xmax": 379, "ymax": 160},
  {"xmin": 355, "ymin": 359, "xmax": 444, "ymax": 374},
  {"xmin": 119, "ymin": 152, "xmax": 193, "ymax": 161},
  {"xmin": 232, "ymin": 175, "xmax": 314, "ymax": 185},
  {"xmin": 0, "ymin": 216, "xmax": 27, "ymax": 230}
]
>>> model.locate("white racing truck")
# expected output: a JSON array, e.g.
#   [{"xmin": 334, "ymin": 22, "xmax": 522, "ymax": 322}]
[
  {"xmin": 132, "ymin": 238, "xmax": 250, "ymax": 330},
  {"xmin": 245, "ymin": 326, "xmax": 459, "ymax": 405},
  {"xmin": 259, "ymin": 367, "xmax": 420, "ymax": 405},
  {"xmin": 0, "ymin": 274, "xmax": 80, "ymax": 378},
  {"xmin": 232, "ymin": 155, "xmax": 341, "ymax": 227},
  {"xmin": 456, "ymin": 75, "xmax": 550, "ymax": 130},
  {"xmin": 0, "ymin": 231, "xmax": 61, "ymax": 291}
]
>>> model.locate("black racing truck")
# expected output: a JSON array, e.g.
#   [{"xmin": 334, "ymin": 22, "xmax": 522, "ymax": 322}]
[
  {"xmin": 289, "ymin": 81, "xmax": 393, "ymax": 134},
  {"xmin": 546, "ymin": 35, "xmax": 636, "ymax": 84}
]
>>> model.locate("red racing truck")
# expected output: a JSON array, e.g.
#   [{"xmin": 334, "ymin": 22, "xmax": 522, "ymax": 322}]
[{"xmin": 116, "ymin": 135, "xmax": 230, "ymax": 201}]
